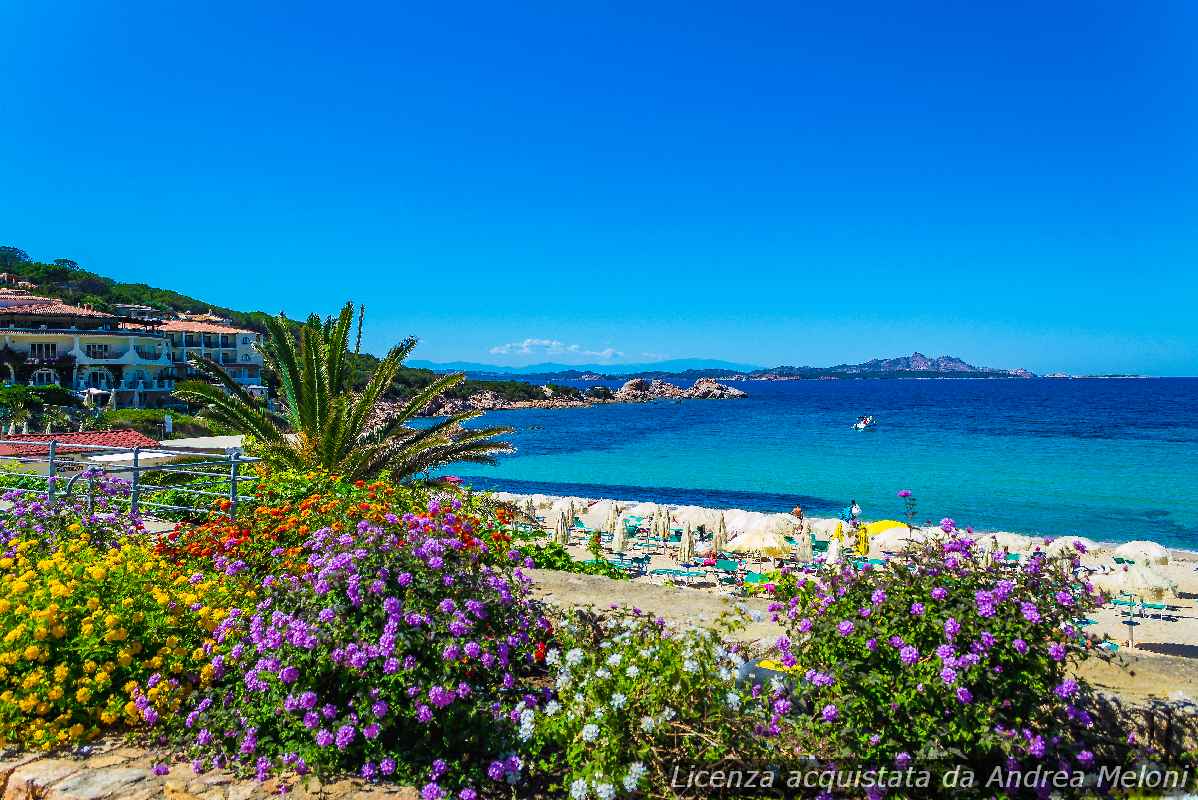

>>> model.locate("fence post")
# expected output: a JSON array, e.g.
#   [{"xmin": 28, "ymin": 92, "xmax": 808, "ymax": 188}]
[
  {"xmin": 130, "ymin": 447, "xmax": 140, "ymax": 516},
  {"xmin": 46, "ymin": 440, "xmax": 57, "ymax": 502},
  {"xmin": 228, "ymin": 449, "xmax": 240, "ymax": 516}
]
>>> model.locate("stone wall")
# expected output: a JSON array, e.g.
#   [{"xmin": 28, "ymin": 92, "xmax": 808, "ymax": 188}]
[{"xmin": 0, "ymin": 738, "xmax": 416, "ymax": 800}]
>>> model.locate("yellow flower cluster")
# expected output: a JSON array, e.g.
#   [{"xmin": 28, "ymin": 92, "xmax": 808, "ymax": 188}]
[{"xmin": 0, "ymin": 534, "xmax": 236, "ymax": 749}]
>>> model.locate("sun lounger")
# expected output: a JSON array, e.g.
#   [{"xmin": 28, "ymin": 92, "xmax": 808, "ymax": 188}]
[{"xmin": 1113, "ymin": 556, "xmax": 1136, "ymax": 566}]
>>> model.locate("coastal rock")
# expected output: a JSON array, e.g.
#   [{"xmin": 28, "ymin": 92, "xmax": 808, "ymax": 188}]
[{"xmin": 685, "ymin": 377, "xmax": 748, "ymax": 399}]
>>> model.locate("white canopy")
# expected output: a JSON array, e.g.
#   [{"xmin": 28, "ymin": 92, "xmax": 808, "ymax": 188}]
[
  {"xmin": 869, "ymin": 526, "xmax": 921, "ymax": 556},
  {"xmin": 725, "ymin": 529, "xmax": 789, "ymax": 557},
  {"xmin": 1092, "ymin": 564, "xmax": 1177, "ymax": 601},
  {"xmin": 1113, "ymin": 540, "xmax": 1170, "ymax": 566},
  {"xmin": 974, "ymin": 532, "xmax": 1035, "ymax": 554},
  {"xmin": 1044, "ymin": 536, "xmax": 1102, "ymax": 558}
]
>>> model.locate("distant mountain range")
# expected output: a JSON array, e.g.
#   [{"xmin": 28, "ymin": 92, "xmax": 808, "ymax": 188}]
[
  {"xmin": 413, "ymin": 352, "xmax": 1036, "ymax": 380},
  {"xmin": 406, "ymin": 358, "xmax": 762, "ymax": 375},
  {"xmin": 761, "ymin": 352, "xmax": 1035, "ymax": 379}
]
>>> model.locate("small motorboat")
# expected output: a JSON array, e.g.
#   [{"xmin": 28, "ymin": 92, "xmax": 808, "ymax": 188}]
[{"xmin": 852, "ymin": 415, "xmax": 877, "ymax": 431}]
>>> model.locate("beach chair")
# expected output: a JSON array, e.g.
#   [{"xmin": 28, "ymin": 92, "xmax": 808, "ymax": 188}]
[
  {"xmin": 1113, "ymin": 556, "xmax": 1136, "ymax": 566},
  {"xmin": 1140, "ymin": 601, "xmax": 1171, "ymax": 619},
  {"xmin": 711, "ymin": 559, "xmax": 741, "ymax": 585}
]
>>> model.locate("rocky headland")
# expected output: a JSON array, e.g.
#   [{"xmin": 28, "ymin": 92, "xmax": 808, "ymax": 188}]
[{"xmin": 416, "ymin": 377, "xmax": 746, "ymax": 417}]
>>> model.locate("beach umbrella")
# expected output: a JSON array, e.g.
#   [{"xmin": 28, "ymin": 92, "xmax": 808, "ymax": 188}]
[
  {"xmin": 725, "ymin": 529, "xmax": 789, "ymax": 558},
  {"xmin": 554, "ymin": 512, "xmax": 570, "ymax": 546},
  {"xmin": 868, "ymin": 526, "xmax": 919, "ymax": 557},
  {"xmin": 565, "ymin": 501, "xmax": 577, "ymax": 530},
  {"xmin": 605, "ymin": 503, "xmax": 620, "ymax": 536},
  {"xmin": 975, "ymin": 532, "xmax": 1034, "ymax": 554},
  {"xmin": 523, "ymin": 498, "xmax": 538, "ymax": 527},
  {"xmin": 1092, "ymin": 564, "xmax": 1177, "ymax": 602},
  {"xmin": 712, "ymin": 514, "xmax": 728, "ymax": 555},
  {"xmin": 678, "ymin": 524, "xmax": 694, "ymax": 563},
  {"xmin": 1113, "ymin": 540, "xmax": 1170, "ymax": 566},
  {"xmin": 610, "ymin": 518, "xmax": 627, "ymax": 555},
  {"xmin": 824, "ymin": 537, "xmax": 843, "ymax": 564},
  {"xmin": 1045, "ymin": 536, "xmax": 1101, "ymax": 558}
]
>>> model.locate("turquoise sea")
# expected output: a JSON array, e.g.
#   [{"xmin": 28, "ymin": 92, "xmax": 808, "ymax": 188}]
[{"xmin": 451, "ymin": 378, "xmax": 1198, "ymax": 550}]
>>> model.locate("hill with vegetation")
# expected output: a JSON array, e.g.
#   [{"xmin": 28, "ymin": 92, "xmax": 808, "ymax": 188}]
[
  {"xmin": 0, "ymin": 246, "xmax": 273, "ymax": 332},
  {"xmin": 0, "ymin": 245, "xmax": 587, "ymax": 406}
]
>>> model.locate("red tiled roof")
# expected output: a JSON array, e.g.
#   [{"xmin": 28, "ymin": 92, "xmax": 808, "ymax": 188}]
[
  {"xmin": 0, "ymin": 429, "xmax": 161, "ymax": 457},
  {"xmin": 0, "ymin": 296, "xmax": 114, "ymax": 318},
  {"xmin": 125, "ymin": 320, "xmax": 258, "ymax": 335}
]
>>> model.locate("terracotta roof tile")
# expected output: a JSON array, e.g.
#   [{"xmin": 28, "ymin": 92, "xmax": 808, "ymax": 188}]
[
  {"xmin": 0, "ymin": 429, "xmax": 161, "ymax": 457},
  {"xmin": 0, "ymin": 298, "xmax": 115, "ymax": 318},
  {"xmin": 124, "ymin": 320, "xmax": 258, "ymax": 335}
]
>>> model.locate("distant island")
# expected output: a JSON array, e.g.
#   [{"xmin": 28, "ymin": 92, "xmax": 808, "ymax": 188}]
[{"xmin": 416, "ymin": 351, "xmax": 1038, "ymax": 382}]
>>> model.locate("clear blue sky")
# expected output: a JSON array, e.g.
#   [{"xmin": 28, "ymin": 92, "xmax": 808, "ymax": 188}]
[{"xmin": 2, "ymin": 1, "xmax": 1195, "ymax": 374}]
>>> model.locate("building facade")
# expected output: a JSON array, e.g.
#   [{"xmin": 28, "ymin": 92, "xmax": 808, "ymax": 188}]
[{"xmin": 0, "ymin": 290, "xmax": 267, "ymax": 407}]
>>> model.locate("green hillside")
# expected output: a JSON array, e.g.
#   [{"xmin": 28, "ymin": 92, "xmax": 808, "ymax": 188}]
[
  {"xmin": 0, "ymin": 245, "xmax": 571, "ymax": 405},
  {"xmin": 0, "ymin": 245, "xmax": 272, "ymax": 332}
]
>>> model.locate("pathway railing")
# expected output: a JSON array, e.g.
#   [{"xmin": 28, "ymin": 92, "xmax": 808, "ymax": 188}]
[{"xmin": 0, "ymin": 438, "xmax": 261, "ymax": 518}]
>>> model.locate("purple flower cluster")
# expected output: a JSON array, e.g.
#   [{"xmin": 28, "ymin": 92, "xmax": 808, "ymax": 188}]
[{"xmin": 174, "ymin": 494, "xmax": 544, "ymax": 794}]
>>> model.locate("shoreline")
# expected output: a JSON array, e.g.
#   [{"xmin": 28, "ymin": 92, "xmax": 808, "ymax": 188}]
[{"xmin": 471, "ymin": 483, "xmax": 1198, "ymax": 558}]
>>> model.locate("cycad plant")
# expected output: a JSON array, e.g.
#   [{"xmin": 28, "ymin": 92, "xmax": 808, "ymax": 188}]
[{"xmin": 173, "ymin": 302, "xmax": 513, "ymax": 481}]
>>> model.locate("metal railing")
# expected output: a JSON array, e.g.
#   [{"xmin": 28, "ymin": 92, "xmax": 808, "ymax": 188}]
[{"xmin": 0, "ymin": 438, "xmax": 261, "ymax": 519}]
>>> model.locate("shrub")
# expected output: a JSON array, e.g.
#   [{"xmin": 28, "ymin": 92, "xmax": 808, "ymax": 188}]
[
  {"xmin": 95, "ymin": 408, "xmax": 230, "ymax": 439},
  {"xmin": 0, "ymin": 486, "xmax": 238, "ymax": 749},
  {"xmin": 772, "ymin": 526, "xmax": 1108, "ymax": 780},
  {"xmin": 525, "ymin": 608, "xmax": 775, "ymax": 798},
  {"xmin": 515, "ymin": 542, "xmax": 628, "ymax": 581},
  {"xmin": 173, "ymin": 496, "xmax": 548, "ymax": 795}
]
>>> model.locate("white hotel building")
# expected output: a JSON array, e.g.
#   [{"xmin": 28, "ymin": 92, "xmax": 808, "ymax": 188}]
[{"xmin": 0, "ymin": 291, "xmax": 265, "ymax": 408}]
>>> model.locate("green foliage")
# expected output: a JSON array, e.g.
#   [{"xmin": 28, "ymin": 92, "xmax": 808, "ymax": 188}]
[
  {"xmin": 0, "ymin": 249, "xmax": 271, "ymax": 332},
  {"xmin": 0, "ymin": 385, "xmax": 79, "ymax": 413},
  {"xmin": 93, "ymin": 408, "xmax": 230, "ymax": 439},
  {"xmin": 776, "ymin": 534, "xmax": 1109, "ymax": 777},
  {"xmin": 173, "ymin": 302, "xmax": 513, "ymax": 481},
  {"xmin": 526, "ymin": 609, "xmax": 772, "ymax": 797},
  {"xmin": 586, "ymin": 385, "xmax": 614, "ymax": 400},
  {"xmin": 515, "ymin": 541, "xmax": 628, "ymax": 580}
]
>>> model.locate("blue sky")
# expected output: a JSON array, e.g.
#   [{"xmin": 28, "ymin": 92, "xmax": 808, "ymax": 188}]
[{"xmin": 2, "ymin": 1, "xmax": 1195, "ymax": 374}]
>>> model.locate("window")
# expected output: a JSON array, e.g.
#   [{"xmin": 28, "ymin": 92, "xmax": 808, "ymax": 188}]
[
  {"xmin": 241, "ymin": 336, "xmax": 251, "ymax": 345},
  {"xmin": 242, "ymin": 353, "xmax": 251, "ymax": 362},
  {"xmin": 29, "ymin": 342, "xmax": 57, "ymax": 359},
  {"xmin": 84, "ymin": 343, "xmax": 110, "ymax": 358},
  {"xmin": 30, "ymin": 369, "xmax": 58, "ymax": 386}
]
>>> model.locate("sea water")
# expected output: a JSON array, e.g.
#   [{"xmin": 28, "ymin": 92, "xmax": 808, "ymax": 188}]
[{"xmin": 450, "ymin": 378, "xmax": 1198, "ymax": 549}]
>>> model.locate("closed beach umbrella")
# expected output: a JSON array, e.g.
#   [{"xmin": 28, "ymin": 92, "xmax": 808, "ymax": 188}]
[
  {"xmin": 555, "ymin": 512, "xmax": 570, "ymax": 546},
  {"xmin": 824, "ymin": 537, "xmax": 843, "ymax": 564},
  {"xmin": 605, "ymin": 504, "xmax": 620, "ymax": 535},
  {"xmin": 610, "ymin": 519, "xmax": 627, "ymax": 555},
  {"xmin": 1113, "ymin": 540, "xmax": 1170, "ymax": 566},
  {"xmin": 565, "ymin": 501, "xmax": 577, "ymax": 530},
  {"xmin": 524, "ymin": 498, "xmax": 538, "ymax": 526},
  {"xmin": 725, "ymin": 529, "xmax": 789, "ymax": 558},
  {"xmin": 712, "ymin": 514, "xmax": 728, "ymax": 555},
  {"xmin": 678, "ymin": 524, "xmax": 694, "ymax": 563},
  {"xmin": 1093, "ymin": 564, "xmax": 1177, "ymax": 602}
]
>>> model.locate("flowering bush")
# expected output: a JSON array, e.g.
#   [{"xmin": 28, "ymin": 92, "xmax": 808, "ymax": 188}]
[
  {"xmin": 771, "ymin": 527, "xmax": 1108, "ymax": 777},
  {"xmin": 524, "ymin": 609, "xmax": 776, "ymax": 798},
  {"xmin": 173, "ymin": 496, "xmax": 549, "ymax": 796},
  {"xmin": 0, "ymin": 488, "xmax": 237, "ymax": 749}
]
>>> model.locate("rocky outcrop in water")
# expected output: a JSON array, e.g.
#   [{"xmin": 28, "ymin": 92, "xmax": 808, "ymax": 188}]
[
  {"xmin": 407, "ymin": 378, "xmax": 745, "ymax": 417},
  {"xmin": 613, "ymin": 377, "xmax": 746, "ymax": 402}
]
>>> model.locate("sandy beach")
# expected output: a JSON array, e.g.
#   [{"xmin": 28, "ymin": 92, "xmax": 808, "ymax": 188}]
[{"xmin": 496, "ymin": 491, "xmax": 1198, "ymax": 703}]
